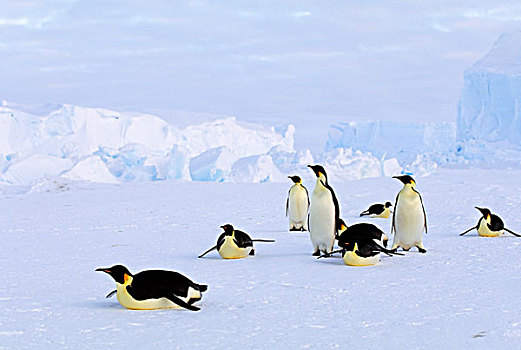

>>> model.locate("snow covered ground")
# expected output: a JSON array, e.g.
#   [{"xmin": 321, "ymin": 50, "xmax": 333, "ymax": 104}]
[{"xmin": 1, "ymin": 167, "xmax": 520, "ymax": 349}]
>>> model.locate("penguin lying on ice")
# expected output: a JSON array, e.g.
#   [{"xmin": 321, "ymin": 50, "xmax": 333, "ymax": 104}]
[
  {"xmin": 460, "ymin": 207, "xmax": 520, "ymax": 237},
  {"xmin": 360, "ymin": 202, "xmax": 392, "ymax": 218},
  {"xmin": 198, "ymin": 224, "xmax": 275, "ymax": 259},
  {"xmin": 320, "ymin": 219, "xmax": 400, "ymax": 266},
  {"xmin": 96, "ymin": 265, "xmax": 207, "ymax": 311},
  {"xmin": 286, "ymin": 175, "xmax": 309, "ymax": 231}
]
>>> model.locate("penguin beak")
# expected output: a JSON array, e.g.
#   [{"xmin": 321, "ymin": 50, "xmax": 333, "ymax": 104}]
[{"xmin": 96, "ymin": 268, "xmax": 111, "ymax": 274}]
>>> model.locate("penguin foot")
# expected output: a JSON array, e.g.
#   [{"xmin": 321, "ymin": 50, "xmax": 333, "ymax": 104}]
[
  {"xmin": 249, "ymin": 249, "xmax": 255, "ymax": 256},
  {"xmin": 289, "ymin": 227, "xmax": 299, "ymax": 231},
  {"xmin": 402, "ymin": 247, "xmax": 410, "ymax": 252},
  {"xmin": 312, "ymin": 250, "xmax": 321, "ymax": 256},
  {"xmin": 417, "ymin": 247, "xmax": 427, "ymax": 253},
  {"xmin": 300, "ymin": 227, "xmax": 307, "ymax": 232}
]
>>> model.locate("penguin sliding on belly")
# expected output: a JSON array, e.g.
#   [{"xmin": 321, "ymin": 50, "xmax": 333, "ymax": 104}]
[
  {"xmin": 307, "ymin": 164, "xmax": 339, "ymax": 256},
  {"xmin": 198, "ymin": 224, "xmax": 275, "ymax": 259},
  {"xmin": 460, "ymin": 207, "xmax": 520, "ymax": 237},
  {"xmin": 286, "ymin": 175, "xmax": 309, "ymax": 231},
  {"xmin": 96, "ymin": 265, "xmax": 207, "ymax": 311},
  {"xmin": 360, "ymin": 202, "xmax": 392, "ymax": 218},
  {"xmin": 391, "ymin": 175, "xmax": 427, "ymax": 253},
  {"xmin": 319, "ymin": 220, "xmax": 401, "ymax": 266}
]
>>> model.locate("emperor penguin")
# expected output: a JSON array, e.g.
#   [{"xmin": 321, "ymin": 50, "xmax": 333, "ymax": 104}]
[
  {"xmin": 96, "ymin": 264, "xmax": 207, "ymax": 311},
  {"xmin": 307, "ymin": 164, "xmax": 339, "ymax": 256},
  {"xmin": 286, "ymin": 175, "xmax": 309, "ymax": 231},
  {"xmin": 319, "ymin": 220, "xmax": 399, "ymax": 266},
  {"xmin": 198, "ymin": 224, "xmax": 275, "ymax": 259},
  {"xmin": 391, "ymin": 175, "xmax": 427, "ymax": 253},
  {"xmin": 336, "ymin": 219, "xmax": 388, "ymax": 247},
  {"xmin": 360, "ymin": 202, "xmax": 392, "ymax": 218},
  {"xmin": 460, "ymin": 207, "xmax": 520, "ymax": 237}
]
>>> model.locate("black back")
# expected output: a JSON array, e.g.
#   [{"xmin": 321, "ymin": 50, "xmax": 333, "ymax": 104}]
[
  {"xmin": 216, "ymin": 229, "xmax": 253, "ymax": 250},
  {"xmin": 367, "ymin": 203, "xmax": 385, "ymax": 215},
  {"xmin": 488, "ymin": 214, "xmax": 505, "ymax": 232},
  {"xmin": 127, "ymin": 270, "xmax": 205, "ymax": 301},
  {"xmin": 337, "ymin": 223, "xmax": 385, "ymax": 247},
  {"xmin": 336, "ymin": 223, "xmax": 387, "ymax": 258}
]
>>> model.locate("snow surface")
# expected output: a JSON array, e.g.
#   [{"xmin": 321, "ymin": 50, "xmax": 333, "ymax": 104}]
[{"xmin": 1, "ymin": 168, "xmax": 520, "ymax": 349}]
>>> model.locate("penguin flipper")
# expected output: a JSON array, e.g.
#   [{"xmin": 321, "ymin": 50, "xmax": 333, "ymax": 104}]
[
  {"xmin": 372, "ymin": 242, "xmax": 404, "ymax": 256},
  {"xmin": 460, "ymin": 226, "xmax": 477, "ymax": 236},
  {"xmin": 415, "ymin": 189, "xmax": 427, "ymax": 234},
  {"xmin": 164, "ymin": 293, "xmax": 201, "ymax": 311},
  {"xmin": 360, "ymin": 211, "xmax": 369, "ymax": 217},
  {"xmin": 251, "ymin": 239, "xmax": 275, "ymax": 243},
  {"xmin": 198, "ymin": 245, "xmax": 217, "ymax": 258},
  {"xmin": 391, "ymin": 192, "xmax": 399, "ymax": 235},
  {"xmin": 105, "ymin": 290, "xmax": 117, "ymax": 298},
  {"xmin": 504, "ymin": 227, "xmax": 521, "ymax": 237},
  {"xmin": 317, "ymin": 249, "xmax": 343, "ymax": 259}
]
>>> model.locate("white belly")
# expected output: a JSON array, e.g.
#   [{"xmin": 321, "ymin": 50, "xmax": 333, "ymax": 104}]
[
  {"xmin": 288, "ymin": 186, "xmax": 308, "ymax": 226},
  {"xmin": 219, "ymin": 236, "xmax": 252, "ymax": 259},
  {"xmin": 372, "ymin": 207, "xmax": 391, "ymax": 219},
  {"xmin": 309, "ymin": 189, "xmax": 335, "ymax": 253},
  {"xmin": 393, "ymin": 191, "xmax": 425, "ymax": 249},
  {"xmin": 116, "ymin": 284, "xmax": 200, "ymax": 310},
  {"xmin": 477, "ymin": 219, "xmax": 503, "ymax": 237},
  {"xmin": 343, "ymin": 251, "xmax": 380, "ymax": 266}
]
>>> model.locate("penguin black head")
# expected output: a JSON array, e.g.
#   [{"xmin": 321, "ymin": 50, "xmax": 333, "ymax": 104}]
[
  {"xmin": 96, "ymin": 264, "xmax": 132, "ymax": 284},
  {"xmin": 288, "ymin": 175, "xmax": 302, "ymax": 184},
  {"xmin": 385, "ymin": 202, "xmax": 392, "ymax": 208},
  {"xmin": 475, "ymin": 207, "xmax": 491, "ymax": 218},
  {"xmin": 220, "ymin": 224, "xmax": 235, "ymax": 234},
  {"xmin": 393, "ymin": 175, "xmax": 415, "ymax": 186},
  {"xmin": 308, "ymin": 164, "xmax": 328, "ymax": 181}
]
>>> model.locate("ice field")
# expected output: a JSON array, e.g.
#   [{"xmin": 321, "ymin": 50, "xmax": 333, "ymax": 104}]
[{"xmin": 1, "ymin": 167, "xmax": 521, "ymax": 349}]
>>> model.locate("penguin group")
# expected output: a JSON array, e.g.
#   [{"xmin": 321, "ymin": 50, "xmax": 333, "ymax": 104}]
[{"xmin": 97, "ymin": 163, "xmax": 519, "ymax": 312}]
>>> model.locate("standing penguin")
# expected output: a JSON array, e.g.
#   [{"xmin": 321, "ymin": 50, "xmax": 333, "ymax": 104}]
[
  {"xmin": 286, "ymin": 175, "xmax": 309, "ymax": 231},
  {"xmin": 391, "ymin": 175, "xmax": 427, "ymax": 253},
  {"xmin": 198, "ymin": 224, "xmax": 275, "ymax": 259},
  {"xmin": 96, "ymin": 265, "xmax": 207, "ymax": 311},
  {"xmin": 307, "ymin": 164, "xmax": 339, "ymax": 256},
  {"xmin": 460, "ymin": 207, "xmax": 520, "ymax": 237},
  {"xmin": 360, "ymin": 202, "xmax": 393, "ymax": 218}
]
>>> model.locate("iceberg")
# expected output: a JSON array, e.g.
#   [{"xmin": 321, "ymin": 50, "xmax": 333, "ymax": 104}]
[{"xmin": 457, "ymin": 31, "xmax": 521, "ymax": 146}]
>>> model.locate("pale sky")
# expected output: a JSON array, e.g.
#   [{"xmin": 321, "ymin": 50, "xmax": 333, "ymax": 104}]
[{"xmin": 1, "ymin": 1, "xmax": 521, "ymax": 128}]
